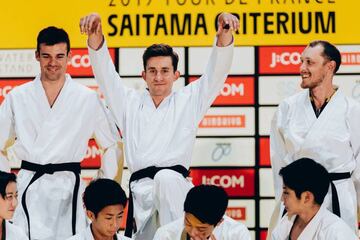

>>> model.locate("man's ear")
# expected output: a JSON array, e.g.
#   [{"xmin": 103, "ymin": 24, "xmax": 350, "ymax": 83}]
[
  {"xmin": 142, "ymin": 71, "xmax": 146, "ymax": 81},
  {"xmin": 35, "ymin": 51, "xmax": 40, "ymax": 62},
  {"xmin": 67, "ymin": 50, "xmax": 72, "ymax": 62},
  {"xmin": 302, "ymin": 191, "xmax": 314, "ymax": 204},
  {"xmin": 174, "ymin": 70, "xmax": 180, "ymax": 81},
  {"xmin": 86, "ymin": 210, "xmax": 96, "ymax": 222}
]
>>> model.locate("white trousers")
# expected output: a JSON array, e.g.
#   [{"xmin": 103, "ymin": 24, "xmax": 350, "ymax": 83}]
[{"xmin": 131, "ymin": 169, "xmax": 193, "ymax": 240}]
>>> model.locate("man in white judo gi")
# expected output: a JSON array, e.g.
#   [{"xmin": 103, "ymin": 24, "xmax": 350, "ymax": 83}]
[
  {"xmin": 66, "ymin": 178, "xmax": 130, "ymax": 240},
  {"xmin": 270, "ymin": 40, "xmax": 360, "ymax": 232},
  {"xmin": 153, "ymin": 184, "xmax": 251, "ymax": 240},
  {"xmin": 271, "ymin": 158, "xmax": 357, "ymax": 240},
  {"xmin": 0, "ymin": 27, "xmax": 121, "ymax": 239},
  {"xmin": 79, "ymin": 12, "xmax": 239, "ymax": 239}
]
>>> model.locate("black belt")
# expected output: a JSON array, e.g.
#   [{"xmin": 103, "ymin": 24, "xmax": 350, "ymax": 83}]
[
  {"xmin": 124, "ymin": 165, "xmax": 189, "ymax": 237},
  {"xmin": 21, "ymin": 161, "xmax": 81, "ymax": 239},
  {"xmin": 1, "ymin": 219, "xmax": 5, "ymax": 240},
  {"xmin": 329, "ymin": 172, "xmax": 351, "ymax": 217}
]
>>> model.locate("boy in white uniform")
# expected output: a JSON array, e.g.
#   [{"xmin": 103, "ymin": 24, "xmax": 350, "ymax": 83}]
[
  {"xmin": 272, "ymin": 158, "xmax": 357, "ymax": 240},
  {"xmin": 154, "ymin": 185, "xmax": 251, "ymax": 240},
  {"xmin": 67, "ymin": 178, "xmax": 131, "ymax": 240}
]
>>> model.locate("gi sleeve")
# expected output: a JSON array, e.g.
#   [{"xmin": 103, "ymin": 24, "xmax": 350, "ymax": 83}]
[
  {"xmin": 0, "ymin": 96, "xmax": 14, "ymax": 172},
  {"xmin": 153, "ymin": 227, "xmax": 172, "ymax": 240},
  {"xmin": 184, "ymin": 38, "xmax": 234, "ymax": 124},
  {"xmin": 88, "ymin": 41, "xmax": 131, "ymax": 132},
  {"xmin": 93, "ymin": 96, "xmax": 122, "ymax": 180},
  {"xmin": 270, "ymin": 102, "xmax": 289, "ymax": 201},
  {"xmin": 348, "ymin": 101, "xmax": 360, "ymax": 214},
  {"xmin": 226, "ymin": 223, "xmax": 251, "ymax": 240}
]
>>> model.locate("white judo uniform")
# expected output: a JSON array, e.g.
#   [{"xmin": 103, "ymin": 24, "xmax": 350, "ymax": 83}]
[
  {"xmin": 2, "ymin": 221, "xmax": 28, "ymax": 240},
  {"xmin": 0, "ymin": 75, "xmax": 120, "ymax": 239},
  {"xmin": 271, "ymin": 205, "xmax": 358, "ymax": 240},
  {"xmin": 270, "ymin": 89, "xmax": 360, "ymax": 232},
  {"xmin": 153, "ymin": 215, "xmax": 251, "ymax": 240},
  {"xmin": 88, "ymin": 40, "xmax": 233, "ymax": 238},
  {"xmin": 66, "ymin": 225, "xmax": 131, "ymax": 240}
]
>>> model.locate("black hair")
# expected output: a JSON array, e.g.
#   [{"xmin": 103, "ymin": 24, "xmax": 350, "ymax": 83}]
[
  {"xmin": 83, "ymin": 178, "xmax": 127, "ymax": 217},
  {"xmin": 142, "ymin": 44, "xmax": 179, "ymax": 71},
  {"xmin": 279, "ymin": 158, "xmax": 330, "ymax": 205},
  {"xmin": 184, "ymin": 185, "xmax": 228, "ymax": 225},
  {"xmin": 0, "ymin": 171, "xmax": 16, "ymax": 199},
  {"xmin": 308, "ymin": 40, "xmax": 341, "ymax": 74},
  {"xmin": 37, "ymin": 26, "xmax": 70, "ymax": 54}
]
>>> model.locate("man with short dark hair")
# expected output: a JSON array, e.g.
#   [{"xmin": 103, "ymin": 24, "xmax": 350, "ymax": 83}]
[
  {"xmin": 66, "ymin": 178, "xmax": 130, "ymax": 240},
  {"xmin": 272, "ymin": 158, "xmax": 357, "ymax": 240},
  {"xmin": 79, "ymin": 12, "xmax": 239, "ymax": 239},
  {"xmin": 0, "ymin": 26, "xmax": 121, "ymax": 239},
  {"xmin": 154, "ymin": 185, "xmax": 251, "ymax": 240},
  {"xmin": 270, "ymin": 40, "xmax": 360, "ymax": 232}
]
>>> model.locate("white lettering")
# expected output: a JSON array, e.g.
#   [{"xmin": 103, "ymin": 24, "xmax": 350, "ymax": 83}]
[
  {"xmin": 221, "ymin": 83, "xmax": 245, "ymax": 96},
  {"xmin": 270, "ymin": 51, "xmax": 301, "ymax": 68},
  {"xmin": 201, "ymin": 175, "xmax": 245, "ymax": 188},
  {"xmin": 69, "ymin": 55, "xmax": 91, "ymax": 68}
]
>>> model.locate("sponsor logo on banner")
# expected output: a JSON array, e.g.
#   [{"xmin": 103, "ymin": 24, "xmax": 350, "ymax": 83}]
[
  {"xmin": 211, "ymin": 143, "xmax": 232, "ymax": 162},
  {"xmin": 189, "ymin": 76, "xmax": 254, "ymax": 105},
  {"xmin": 259, "ymin": 46, "xmax": 305, "ymax": 74},
  {"xmin": 197, "ymin": 107, "xmax": 254, "ymax": 136},
  {"xmin": 192, "ymin": 138, "xmax": 255, "ymax": 167},
  {"xmin": 226, "ymin": 207, "xmax": 246, "ymax": 220},
  {"xmin": 81, "ymin": 139, "xmax": 102, "ymax": 168},
  {"xmin": 199, "ymin": 115, "xmax": 245, "ymax": 128},
  {"xmin": 67, "ymin": 49, "xmax": 116, "ymax": 77},
  {"xmin": 190, "ymin": 169, "xmax": 255, "ymax": 197},
  {"xmin": 341, "ymin": 52, "xmax": 360, "ymax": 65},
  {"xmin": 0, "ymin": 79, "xmax": 30, "ymax": 103},
  {"xmin": 0, "ymin": 50, "xmax": 39, "ymax": 77}
]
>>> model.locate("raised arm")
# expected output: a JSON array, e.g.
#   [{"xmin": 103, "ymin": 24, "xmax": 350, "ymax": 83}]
[
  {"xmin": 189, "ymin": 13, "xmax": 239, "ymax": 121},
  {"xmin": 80, "ymin": 13, "xmax": 129, "ymax": 131},
  {"xmin": 0, "ymin": 97, "xmax": 15, "ymax": 172}
]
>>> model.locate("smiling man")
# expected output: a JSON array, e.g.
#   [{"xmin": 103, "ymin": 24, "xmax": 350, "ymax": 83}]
[
  {"xmin": 272, "ymin": 158, "xmax": 357, "ymax": 240},
  {"xmin": 66, "ymin": 178, "xmax": 130, "ymax": 240},
  {"xmin": 0, "ymin": 26, "xmax": 121, "ymax": 239},
  {"xmin": 270, "ymin": 40, "xmax": 360, "ymax": 233},
  {"xmin": 79, "ymin": 12, "xmax": 239, "ymax": 239}
]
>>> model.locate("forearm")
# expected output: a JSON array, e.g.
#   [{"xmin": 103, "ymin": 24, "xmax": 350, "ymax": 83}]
[{"xmin": 194, "ymin": 39, "xmax": 234, "ymax": 118}]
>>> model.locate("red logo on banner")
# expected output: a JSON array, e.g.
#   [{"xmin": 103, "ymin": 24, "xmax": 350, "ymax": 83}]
[
  {"xmin": 260, "ymin": 137, "xmax": 270, "ymax": 167},
  {"xmin": 67, "ymin": 49, "xmax": 116, "ymax": 77},
  {"xmin": 0, "ymin": 79, "xmax": 30, "ymax": 103},
  {"xmin": 199, "ymin": 115, "xmax": 245, "ymax": 128},
  {"xmin": 189, "ymin": 76, "xmax": 254, "ymax": 105},
  {"xmin": 190, "ymin": 169, "xmax": 255, "ymax": 197},
  {"xmin": 259, "ymin": 46, "xmax": 305, "ymax": 74},
  {"xmin": 81, "ymin": 139, "xmax": 102, "ymax": 168},
  {"xmin": 341, "ymin": 52, "xmax": 360, "ymax": 65},
  {"xmin": 226, "ymin": 207, "xmax": 246, "ymax": 220}
]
